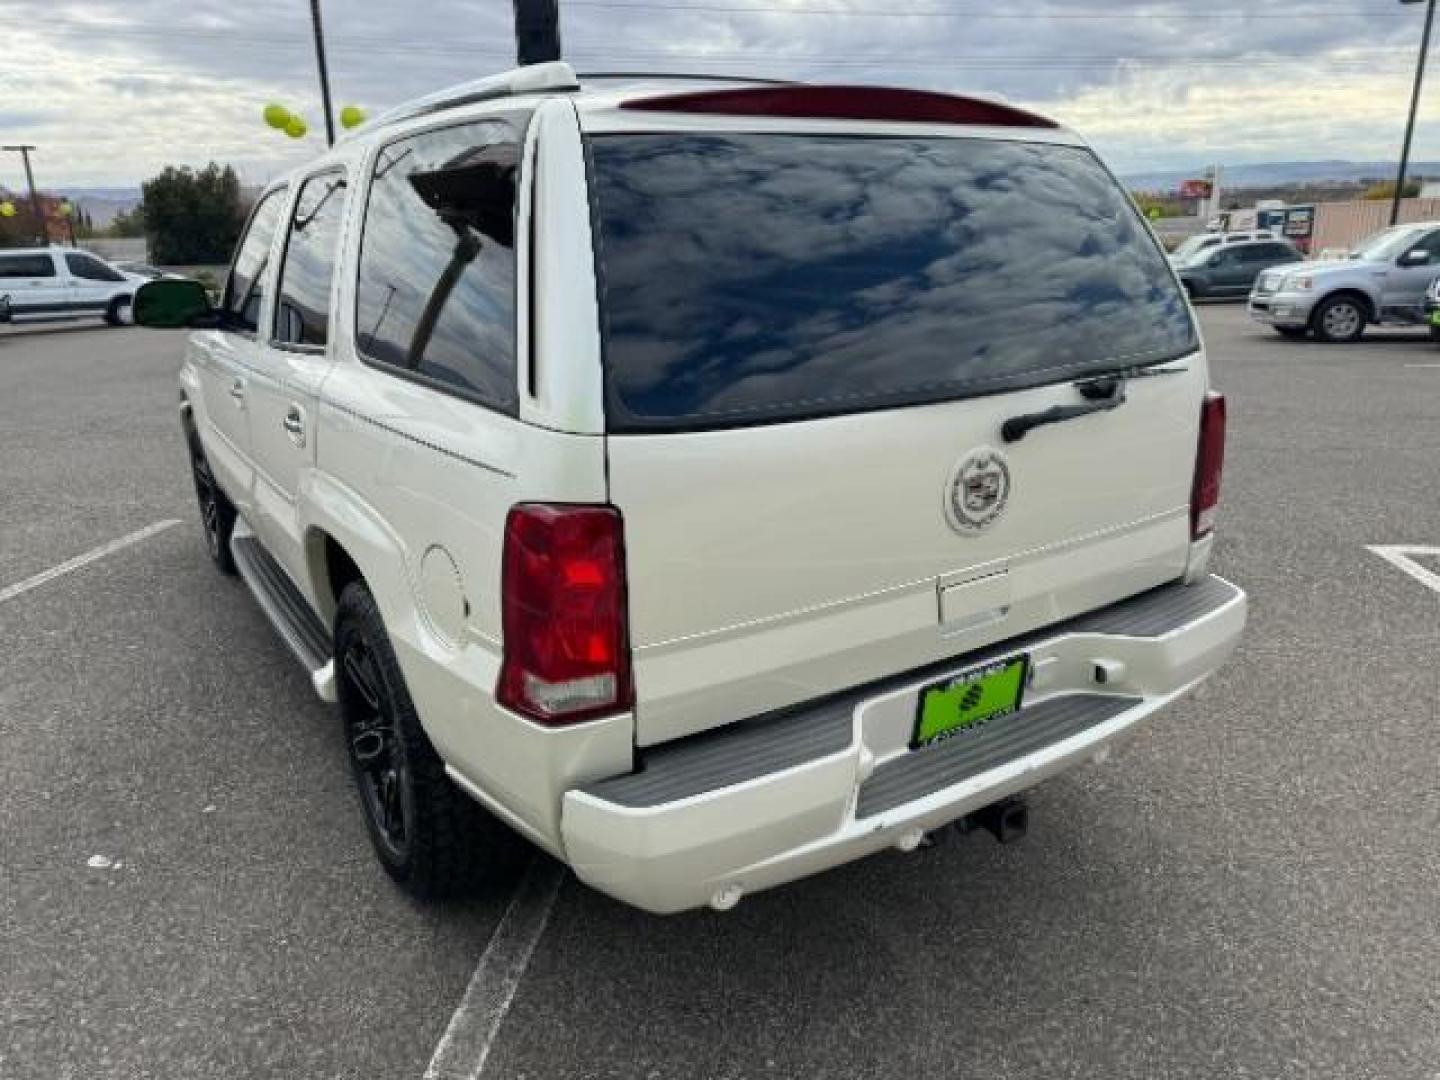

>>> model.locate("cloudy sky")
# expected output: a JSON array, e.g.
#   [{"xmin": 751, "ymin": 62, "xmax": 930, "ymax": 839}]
[{"xmin": 1, "ymin": 0, "xmax": 1435, "ymax": 190}]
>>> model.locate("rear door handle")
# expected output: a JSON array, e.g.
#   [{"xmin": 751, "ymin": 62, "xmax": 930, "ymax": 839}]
[
  {"xmin": 283, "ymin": 406, "xmax": 306, "ymax": 447},
  {"xmin": 229, "ymin": 378, "xmax": 245, "ymax": 405}
]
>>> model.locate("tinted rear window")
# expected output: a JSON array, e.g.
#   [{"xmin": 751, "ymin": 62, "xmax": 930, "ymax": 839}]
[{"xmin": 589, "ymin": 134, "xmax": 1196, "ymax": 432}]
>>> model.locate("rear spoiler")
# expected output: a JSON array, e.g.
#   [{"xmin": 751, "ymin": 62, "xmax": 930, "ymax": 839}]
[{"xmin": 619, "ymin": 85, "xmax": 1058, "ymax": 129}]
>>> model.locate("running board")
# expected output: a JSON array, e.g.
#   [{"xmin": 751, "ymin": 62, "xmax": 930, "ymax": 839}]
[{"xmin": 231, "ymin": 523, "xmax": 336, "ymax": 702}]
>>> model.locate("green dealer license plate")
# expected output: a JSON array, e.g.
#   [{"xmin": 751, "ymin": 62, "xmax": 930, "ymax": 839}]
[
  {"xmin": 1429, "ymin": 310, "xmax": 1440, "ymax": 327},
  {"xmin": 911, "ymin": 655, "xmax": 1029, "ymax": 749}
]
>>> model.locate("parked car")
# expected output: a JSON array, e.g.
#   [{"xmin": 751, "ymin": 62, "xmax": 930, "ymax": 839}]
[
  {"xmin": 0, "ymin": 246, "xmax": 146, "ymax": 326},
  {"xmin": 1421, "ymin": 276, "xmax": 1440, "ymax": 340},
  {"xmin": 1174, "ymin": 238, "xmax": 1303, "ymax": 300},
  {"xmin": 1168, "ymin": 229, "xmax": 1277, "ymax": 264},
  {"xmin": 114, "ymin": 261, "xmax": 177, "ymax": 280},
  {"xmin": 1249, "ymin": 221, "xmax": 1440, "ymax": 342},
  {"xmin": 134, "ymin": 64, "xmax": 1245, "ymax": 914}
]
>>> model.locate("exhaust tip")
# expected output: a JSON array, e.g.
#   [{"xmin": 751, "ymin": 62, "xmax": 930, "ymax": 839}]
[
  {"xmin": 895, "ymin": 826, "xmax": 927, "ymax": 853},
  {"xmin": 710, "ymin": 883, "xmax": 743, "ymax": 912}
]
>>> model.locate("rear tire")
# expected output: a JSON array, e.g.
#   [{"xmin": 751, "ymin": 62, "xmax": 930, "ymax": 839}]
[
  {"xmin": 189, "ymin": 440, "xmax": 237, "ymax": 575},
  {"xmin": 1311, "ymin": 295, "xmax": 1367, "ymax": 343},
  {"xmin": 335, "ymin": 582, "xmax": 524, "ymax": 898}
]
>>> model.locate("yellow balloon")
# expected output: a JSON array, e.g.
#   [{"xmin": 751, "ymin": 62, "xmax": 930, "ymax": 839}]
[
  {"xmin": 339, "ymin": 105, "xmax": 366, "ymax": 130},
  {"xmin": 284, "ymin": 116, "xmax": 308, "ymax": 139},
  {"xmin": 0, "ymin": 201, "xmax": 15, "ymax": 218},
  {"xmin": 263, "ymin": 103, "xmax": 292, "ymax": 130}
]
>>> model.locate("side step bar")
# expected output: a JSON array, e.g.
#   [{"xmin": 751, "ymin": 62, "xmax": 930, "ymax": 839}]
[{"xmin": 231, "ymin": 523, "xmax": 336, "ymax": 702}]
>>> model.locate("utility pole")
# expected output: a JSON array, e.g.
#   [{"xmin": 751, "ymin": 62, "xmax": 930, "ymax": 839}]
[
  {"xmin": 513, "ymin": 0, "xmax": 562, "ymax": 66},
  {"xmin": 308, "ymin": 0, "xmax": 337, "ymax": 146},
  {"xmin": 3, "ymin": 144, "xmax": 47, "ymax": 244},
  {"xmin": 1393, "ymin": 0, "xmax": 1437, "ymax": 226}
]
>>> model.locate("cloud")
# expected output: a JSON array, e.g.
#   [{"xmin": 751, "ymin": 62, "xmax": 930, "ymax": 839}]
[{"xmin": 1, "ymin": 0, "xmax": 1435, "ymax": 187}]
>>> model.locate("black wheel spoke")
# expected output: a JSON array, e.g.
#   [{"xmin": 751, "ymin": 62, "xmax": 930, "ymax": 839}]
[
  {"xmin": 343, "ymin": 646, "xmax": 382, "ymax": 711},
  {"xmin": 381, "ymin": 770, "xmax": 405, "ymax": 840}
]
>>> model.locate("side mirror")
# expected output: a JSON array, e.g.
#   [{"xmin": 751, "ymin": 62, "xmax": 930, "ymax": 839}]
[
  {"xmin": 133, "ymin": 278, "xmax": 219, "ymax": 329},
  {"xmin": 1399, "ymin": 249, "xmax": 1432, "ymax": 268}
]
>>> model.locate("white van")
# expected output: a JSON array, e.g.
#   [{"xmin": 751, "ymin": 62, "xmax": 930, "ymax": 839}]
[{"xmin": 0, "ymin": 247, "xmax": 144, "ymax": 326}]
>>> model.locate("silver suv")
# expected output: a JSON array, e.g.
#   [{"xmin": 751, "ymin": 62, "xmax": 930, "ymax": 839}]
[{"xmin": 1249, "ymin": 221, "xmax": 1440, "ymax": 342}]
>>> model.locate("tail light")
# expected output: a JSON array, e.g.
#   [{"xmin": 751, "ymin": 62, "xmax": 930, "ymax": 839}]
[
  {"xmin": 1191, "ymin": 391, "xmax": 1227, "ymax": 539},
  {"xmin": 497, "ymin": 504, "xmax": 633, "ymax": 725}
]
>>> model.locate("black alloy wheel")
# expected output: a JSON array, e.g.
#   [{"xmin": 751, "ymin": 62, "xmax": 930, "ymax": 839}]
[
  {"xmin": 340, "ymin": 633, "xmax": 414, "ymax": 865},
  {"xmin": 190, "ymin": 445, "xmax": 237, "ymax": 574},
  {"xmin": 333, "ymin": 582, "xmax": 524, "ymax": 898}
]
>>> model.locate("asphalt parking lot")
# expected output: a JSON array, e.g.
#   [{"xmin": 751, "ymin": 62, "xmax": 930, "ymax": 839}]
[{"xmin": 2, "ymin": 305, "xmax": 1437, "ymax": 1080}]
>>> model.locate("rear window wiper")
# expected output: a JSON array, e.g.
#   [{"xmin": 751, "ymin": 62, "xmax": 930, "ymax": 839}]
[{"xmin": 1001, "ymin": 364, "xmax": 1188, "ymax": 443}]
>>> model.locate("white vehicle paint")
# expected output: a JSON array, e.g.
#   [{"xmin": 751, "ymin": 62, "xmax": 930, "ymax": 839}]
[{"xmin": 143, "ymin": 63, "xmax": 1246, "ymax": 913}]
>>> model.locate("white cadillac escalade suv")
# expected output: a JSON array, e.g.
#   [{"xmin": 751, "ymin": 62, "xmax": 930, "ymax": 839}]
[{"xmin": 135, "ymin": 63, "xmax": 1246, "ymax": 914}]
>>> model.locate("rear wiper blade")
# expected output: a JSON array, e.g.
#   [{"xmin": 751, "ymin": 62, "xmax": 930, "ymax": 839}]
[
  {"xmin": 1002, "ymin": 364, "xmax": 1189, "ymax": 443},
  {"xmin": 1001, "ymin": 390, "xmax": 1126, "ymax": 443}
]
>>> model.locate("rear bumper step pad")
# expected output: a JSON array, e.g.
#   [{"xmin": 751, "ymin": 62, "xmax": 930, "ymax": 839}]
[
  {"xmin": 855, "ymin": 694, "xmax": 1136, "ymax": 818},
  {"xmin": 583, "ymin": 575, "xmax": 1240, "ymax": 810}
]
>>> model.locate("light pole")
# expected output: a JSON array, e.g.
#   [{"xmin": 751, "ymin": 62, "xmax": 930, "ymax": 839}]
[
  {"xmin": 2, "ymin": 143, "xmax": 47, "ymax": 244},
  {"xmin": 308, "ymin": 0, "xmax": 337, "ymax": 146},
  {"xmin": 1392, "ymin": 0, "xmax": 1437, "ymax": 226}
]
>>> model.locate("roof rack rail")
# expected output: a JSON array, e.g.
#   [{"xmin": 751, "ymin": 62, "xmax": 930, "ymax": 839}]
[
  {"xmin": 370, "ymin": 61, "xmax": 579, "ymax": 129},
  {"xmin": 576, "ymin": 72, "xmax": 797, "ymax": 86}
]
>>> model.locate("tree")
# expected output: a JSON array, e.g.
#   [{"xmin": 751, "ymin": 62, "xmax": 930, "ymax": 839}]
[
  {"xmin": 1362, "ymin": 178, "xmax": 1421, "ymax": 201},
  {"xmin": 109, "ymin": 204, "xmax": 145, "ymax": 238},
  {"xmin": 109, "ymin": 204, "xmax": 146, "ymax": 238},
  {"xmin": 140, "ymin": 162, "xmax": 245, "ymax": 264}
]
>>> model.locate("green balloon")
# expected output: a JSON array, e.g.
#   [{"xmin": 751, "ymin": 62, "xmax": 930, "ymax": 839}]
[
  {"xmin": 284, "ymin": 116, "xmax": 307, "ymax": 139},
  {"xmin": 339, "ymin": 105, "xmax": 366, "ymax": 130},
  {"xmin": 263, "ymin": 103, "xmax": 292, "ymax": 130}
]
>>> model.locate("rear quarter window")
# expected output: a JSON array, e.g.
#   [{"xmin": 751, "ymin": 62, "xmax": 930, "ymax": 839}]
[
  {"xmin": 354, "ymin": 119, "xmax": 521, "ymax": 414},
  {"xmin": 589, "ymin": 133, "xmax": 1196, "ymax": 433},
  {"xmin": 0, "ymin": 254, "xmax": 57, "ymax": 278}
]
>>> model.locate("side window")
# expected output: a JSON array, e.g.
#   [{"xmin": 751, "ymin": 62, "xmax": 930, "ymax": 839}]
[
  {"xmin": 355, "ymin": 119, "xmax": 520, "ymax": 412},
  {"xmin": 64, "ymin": 253, "xmax": 126, "ymax": 282},
  {"xmin": 0, "ymin": 254, "xmax": 57, "ymax": 277},
  {"xmin": 273, "ymin": 172, "xmax": 348, "ymax": 348},
  {"xmin": 1406, "ymin": 230, "xmax": 1440, "ymax": 262},
  {"xmin": 222, "ymin": 189, "xmax": 287, "ymax": 334}
]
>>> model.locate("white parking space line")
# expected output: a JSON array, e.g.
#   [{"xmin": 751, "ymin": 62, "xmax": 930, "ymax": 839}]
[
  {"xmin": 423, "ymin": 858, "xmax": 566, "ymax": 1080},
  {"xmin": 1403, "ymin": 363, "xmax": 1440, "ymax": 369},
  {"xmin": 0, "ymin": 520, "xmax": 183, "ymax": 605},
  {"xmin": 1367, "ymin": 545, "xmax": 1440, "ymax": 596}
]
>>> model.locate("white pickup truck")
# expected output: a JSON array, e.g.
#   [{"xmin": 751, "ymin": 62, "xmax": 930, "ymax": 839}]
[{"xmin": 135, "ymin": 64, "xmax": 1246, "ymax": 914}]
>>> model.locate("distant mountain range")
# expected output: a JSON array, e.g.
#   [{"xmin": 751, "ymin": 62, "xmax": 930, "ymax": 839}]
[
  {"xmin": 53, "ymin": 187, "xmax": 140, "ymax": 228},
  {"xmin": 1122, "ymin": 160, "xmax": 1440, "ymax": 192}
]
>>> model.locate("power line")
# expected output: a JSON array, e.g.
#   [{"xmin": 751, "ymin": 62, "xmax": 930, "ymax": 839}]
[
  {"xmin": 4, "ymin": 20, "xmax": 1420, "ymax": 66},
  {"xmin": 563, "ymin": 0, "xmax": 1415, "ymax": 16}
]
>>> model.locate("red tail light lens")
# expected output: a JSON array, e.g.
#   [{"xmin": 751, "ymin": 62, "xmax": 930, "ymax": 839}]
[
  {"xmin": 497, "ymin": 504, "xmax": 633, "ymax": 725},
  {"xmin": 1191, "ymin": 391, "xmax": 1227, "ymax": 539}
]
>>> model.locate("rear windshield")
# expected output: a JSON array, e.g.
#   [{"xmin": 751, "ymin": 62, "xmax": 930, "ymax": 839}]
[{"xmin": 588, "ymin": 133, "xmax": 1196, "ymax": 432}]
